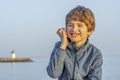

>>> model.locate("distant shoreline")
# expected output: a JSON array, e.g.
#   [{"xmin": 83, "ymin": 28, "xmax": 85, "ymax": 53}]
[{"xmin": 0, "ymin": 57, "xmax": 33, "ymax": 62}]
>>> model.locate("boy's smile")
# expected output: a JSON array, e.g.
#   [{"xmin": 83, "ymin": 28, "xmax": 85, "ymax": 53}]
[{"xmin": 70, "ymin": 32, "xmax": 80, "ymax": 37}]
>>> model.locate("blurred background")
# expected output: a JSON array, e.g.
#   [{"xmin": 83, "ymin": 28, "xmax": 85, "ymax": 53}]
[{"xmin": 0, "ymin": 0, "xmax": 119, "ymax": 58}]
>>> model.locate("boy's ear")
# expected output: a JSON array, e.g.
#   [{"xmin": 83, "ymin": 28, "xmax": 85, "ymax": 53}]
[{"xmin": 88, "ymin": 30, "xmax": 94, "ymax": 36}]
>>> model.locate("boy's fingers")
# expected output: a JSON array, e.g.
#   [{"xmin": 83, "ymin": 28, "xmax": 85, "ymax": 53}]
[{"xmin": 56, "ymin": 28, "xmax": 65, "ymax": 35}]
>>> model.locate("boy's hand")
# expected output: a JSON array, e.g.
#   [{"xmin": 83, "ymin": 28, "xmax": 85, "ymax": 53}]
[{"xmin": 56, "ymin": 28, "xmax": 68, "ymax": 50}]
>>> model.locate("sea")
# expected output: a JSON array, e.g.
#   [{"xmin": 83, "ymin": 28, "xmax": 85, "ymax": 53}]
[{"xmin": 0, "ymin": 56, "xmax": 119, "ymax": 80}]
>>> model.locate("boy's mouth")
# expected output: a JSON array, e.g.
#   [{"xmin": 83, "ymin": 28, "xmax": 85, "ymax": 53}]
[{"xmin": 70, "ymin": 33, "xmax": 80, "ymax": 37}]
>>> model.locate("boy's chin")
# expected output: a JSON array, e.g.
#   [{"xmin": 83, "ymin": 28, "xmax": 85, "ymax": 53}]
[
  {"xmin": 70, "ymin": 39, "xmax": 80, "ymax": 43},
  {"xmin": 67, "ymin": 37, "xmax": 82, "ymax": 43}
]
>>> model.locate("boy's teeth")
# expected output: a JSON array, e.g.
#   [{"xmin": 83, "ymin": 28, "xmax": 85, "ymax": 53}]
[{"xmin": 72, "ymin": 33, "xmax": 77, "ymax": 36}]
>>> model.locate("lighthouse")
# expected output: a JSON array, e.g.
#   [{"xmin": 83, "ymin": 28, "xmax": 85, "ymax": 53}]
[{"xmin": 11, "ymin": 49, "xmax": 16, "ymax": 59}]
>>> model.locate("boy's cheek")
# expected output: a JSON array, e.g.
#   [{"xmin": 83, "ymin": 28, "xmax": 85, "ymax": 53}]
[
  {"xmin": 66, "ymin": 33, "xmax": 71, "ymax": 39},
  {"xmin": 66, "ymin": 32, "xmax": 69, "ymax": 37}
]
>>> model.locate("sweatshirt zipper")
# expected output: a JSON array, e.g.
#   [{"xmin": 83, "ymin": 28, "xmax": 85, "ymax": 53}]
[{"xmin": 72, "ymin": 55, "xmax": 77, "ymax": 80}]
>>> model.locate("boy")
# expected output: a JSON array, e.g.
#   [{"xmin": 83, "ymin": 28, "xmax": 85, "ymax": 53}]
[{"xmin": 47, "ymin": 5, "xmax": 103, "ymax": 80}]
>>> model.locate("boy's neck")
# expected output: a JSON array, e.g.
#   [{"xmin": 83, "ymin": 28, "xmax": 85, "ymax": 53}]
[{"xmin": 75, "ymin": 39, "xmax": 88, "ymax": 50}]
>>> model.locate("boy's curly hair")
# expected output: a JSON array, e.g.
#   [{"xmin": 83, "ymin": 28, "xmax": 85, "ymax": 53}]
[{"xmin": 65, "ymin": 5, "xmax": 95, "ymax": 31}]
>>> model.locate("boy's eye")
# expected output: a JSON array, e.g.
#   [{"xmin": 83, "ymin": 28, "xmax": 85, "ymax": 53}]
[
  {"xmin": 78, "ymin": 25, "xmax": 82, "ymax": 28},
  {"xmin": 77, "ymin": 24, "xmax": 82, "ymax": 27},
  {"xmin": 67, "ymin": 24, "xmax": 73, "ymax": 27}
]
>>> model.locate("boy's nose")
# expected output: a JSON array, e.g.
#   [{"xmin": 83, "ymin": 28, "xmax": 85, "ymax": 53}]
[{"xmin": 72, "ymin": 26, "xmax": 78, "ymax": 32}]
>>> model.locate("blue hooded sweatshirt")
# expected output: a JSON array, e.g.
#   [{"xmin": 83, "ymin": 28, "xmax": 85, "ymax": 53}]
[{"xmin": 47, "ymin": 40, "xmax": 103, "ymax": 80}]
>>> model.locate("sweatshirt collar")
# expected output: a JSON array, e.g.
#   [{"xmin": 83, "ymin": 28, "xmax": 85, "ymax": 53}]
[{"xmin": 67, "ymin": 39, "xmax": 90, "ymax": 54}]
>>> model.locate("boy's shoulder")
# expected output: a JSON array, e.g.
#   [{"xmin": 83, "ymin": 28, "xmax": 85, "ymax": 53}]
[
  {"xmin": 88, "ymin": 43, "xmax": 102, "ymax": 56},
  {"xmin": 89, "ymin": 43, "xmax": 99, "ymax": 50},
  {"xmin": 55, "ymin": 41, "xmax": 61, "ymax": 45},
  {"xmin": 54, "ymin": 41, "xmax": 61, "ymax": 47}
]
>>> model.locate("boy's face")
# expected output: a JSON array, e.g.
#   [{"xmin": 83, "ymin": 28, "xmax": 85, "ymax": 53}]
[{"xmin": 66, "ymin": 20, "xmax": 93, "ymax": 43}]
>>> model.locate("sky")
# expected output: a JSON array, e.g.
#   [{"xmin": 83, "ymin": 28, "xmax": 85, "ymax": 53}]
[{"xmin": 0, "ymin": 0, "xmax": 120, "ymax": 58}]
